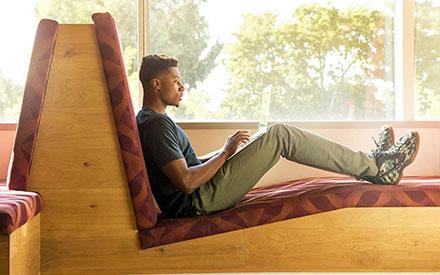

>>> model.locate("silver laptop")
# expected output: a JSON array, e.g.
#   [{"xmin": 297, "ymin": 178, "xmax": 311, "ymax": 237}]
[{"xmin": 228, "ymin": 85, "xmax": 272, "ymax": 160}]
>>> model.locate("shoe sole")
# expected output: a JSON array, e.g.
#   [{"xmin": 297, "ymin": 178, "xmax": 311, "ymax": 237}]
[{"xmin": 394, "ymin": 131, "xmax": 420, "ymax": 184}]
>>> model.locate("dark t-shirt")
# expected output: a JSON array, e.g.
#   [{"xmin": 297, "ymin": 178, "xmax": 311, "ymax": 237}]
[{"xmin": 136, "ymin": 107, "xmax": 202, "ymax": 218}]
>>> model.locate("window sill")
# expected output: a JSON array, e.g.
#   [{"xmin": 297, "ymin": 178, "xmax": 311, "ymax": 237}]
[
  {"xmin": 177, "ymin": 121, "xmax": 440, "ymax": 130},
  {"xmin": 0, "ymin": 124, "xmax": 17, "ymax": 130},
  {"xmin": 1, "ymin": 121, "xmax": 439, "ymax": 131}
]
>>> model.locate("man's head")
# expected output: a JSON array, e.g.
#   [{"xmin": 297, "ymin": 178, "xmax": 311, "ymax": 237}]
[{"xmin": 139, "ymin": 54, "xmax": 184, "ymax": 108}]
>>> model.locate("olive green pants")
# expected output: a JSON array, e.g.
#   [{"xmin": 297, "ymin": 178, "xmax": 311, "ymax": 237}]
[{"xmin": 192, "ymin": 123, "xmax": 378, "ymax": 214}]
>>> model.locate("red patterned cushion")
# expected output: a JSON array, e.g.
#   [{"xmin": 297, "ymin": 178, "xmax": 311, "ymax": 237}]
[
  {"xmin": 8, "ymin": 20, "xmax": 58, "ymax": 191},
  {"xmin": 139, "ymin": 176, "xmax": 440, "ymax": 248},
  {"xmin": 0, "ymin": 187, "xmax": 42, "ymax": 235},
  {"xmin": 92, "ymin": 13, "xmax": 157, "ymax": 229}
]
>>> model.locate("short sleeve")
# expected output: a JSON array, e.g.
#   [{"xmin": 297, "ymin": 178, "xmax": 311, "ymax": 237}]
[{"xmin": 141, "ymin": 116, "xmax": 184, "ymax": 167}]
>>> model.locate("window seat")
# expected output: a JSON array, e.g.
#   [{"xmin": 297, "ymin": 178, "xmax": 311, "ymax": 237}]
[{"xmin": 140, "ymin": 176, "xmax": 440, "ymax": 248}]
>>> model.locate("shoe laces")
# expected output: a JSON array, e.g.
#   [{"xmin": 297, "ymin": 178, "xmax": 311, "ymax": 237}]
[
  {"xmin": 371, "ymin": 136, "xmax": 380, "ymax": 149},
  {"xmin": 369, "ymin": 136, "xmax": 385, "ymax": 158},
  {"xmin": 374, "ymin": 134, "xmax": 412, "ymax": 180}
]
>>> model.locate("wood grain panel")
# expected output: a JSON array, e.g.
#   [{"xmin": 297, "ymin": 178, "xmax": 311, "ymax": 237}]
[
  {"xmin": 0, "ymin": 236, "xmax": 9, "ymax": 274},
  {"xmin": 244, "ymin": 207, "xmax": 440, "ymax": 272},
  {"xmin": 10, "ymin": 214, "xmax": 40, "ymax": 275},
  {"xmin": 26, "ymin": 24, "xmax": 136, "ymax": 274},
  {"xmin": 43, "ymin": 230, "xmax": 244, "ymax": 274}
]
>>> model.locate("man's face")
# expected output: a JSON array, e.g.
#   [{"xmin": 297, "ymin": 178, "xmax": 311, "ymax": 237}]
[{"xmin": 157, "ymin": 67, "xmax": 185, "ymax": 108}]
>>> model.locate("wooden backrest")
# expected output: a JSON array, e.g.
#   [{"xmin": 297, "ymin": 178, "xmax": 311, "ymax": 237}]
[{"xmin": 26, "ymin": 24, "xmax": 143, "ymax": 268}]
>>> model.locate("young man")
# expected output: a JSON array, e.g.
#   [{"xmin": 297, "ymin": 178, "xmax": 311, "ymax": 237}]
[{"xmin": 136, "ymin": 54, "xmax": 420, "ymax": 218}]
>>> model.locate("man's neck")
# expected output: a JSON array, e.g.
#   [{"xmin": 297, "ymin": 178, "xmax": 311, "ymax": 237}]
[{"xmin": 143, "ymin": 101, "xmax": 166, "ymax": 114}]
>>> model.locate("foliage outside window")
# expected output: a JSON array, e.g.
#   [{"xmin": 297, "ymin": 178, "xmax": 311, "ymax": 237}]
[
  {"xmin": 0, "ymin": 0, "xmax": 139, "ymax": 122},
  {"xmin": 151, "ymin": 0, "xmax": 396, "ymax": 121},
  {"xmin": 1, "ymin": 0, "xmax": 439, "ymax": 123},
  {"xmin": 415, "ymin": 0, "xmax": 440, "ymax": 120}
]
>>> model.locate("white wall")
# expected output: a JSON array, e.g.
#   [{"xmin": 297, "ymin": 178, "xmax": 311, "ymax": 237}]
[{"xmin": 1, "ymin": 123, "xmax": 439, "ymax": 185}]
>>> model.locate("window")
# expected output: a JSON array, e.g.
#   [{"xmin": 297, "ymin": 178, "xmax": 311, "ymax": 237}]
[
  {"xmin": 0, "ymin": 0, "xmax": 139, "ymax": 123},
  {"xmin": 150, "ymin": 0, "xmax": 395, "ymax": 121},
  {"xmin": 1, "ymin": 0, "xmax": 438, "ymax": 123},
  {"xmin": 415, "ymin": 0, "xmax": 440, "ymax": 120}
]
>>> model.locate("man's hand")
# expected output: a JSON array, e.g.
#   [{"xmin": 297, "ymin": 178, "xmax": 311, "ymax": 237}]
[
  {"xmin": 223, "ymin": 131, "xmax": 250, "ymax": 158},
  {"xmin": 162, "ymin": 130, "xmax": 250, "ymax": 194}
]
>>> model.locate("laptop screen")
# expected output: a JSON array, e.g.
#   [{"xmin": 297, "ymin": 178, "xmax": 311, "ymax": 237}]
[{"xmin": 258, "ymin": 84, "xmax": 272, "ymax": 131}]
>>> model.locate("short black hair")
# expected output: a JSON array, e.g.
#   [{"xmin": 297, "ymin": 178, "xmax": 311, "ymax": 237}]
[{"xmin": 139, "ymin": 54, "xmax": 178, "ymax": 90}]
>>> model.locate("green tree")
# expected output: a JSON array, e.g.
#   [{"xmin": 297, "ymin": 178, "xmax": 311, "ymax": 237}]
[
  {"xmin": 415, "ymin": 0, "xmax": 440, "ymax": 119},
  {"xmin": 0, "ymin": 69, "xmax": 22, "ymax": 122},
  {"xmin": 150, "ymin": 0, "xmax": 222, "ymax": 119},
  {"xmin": 222, "ymin": 5, "xmax": 393, "ymax": 121}
]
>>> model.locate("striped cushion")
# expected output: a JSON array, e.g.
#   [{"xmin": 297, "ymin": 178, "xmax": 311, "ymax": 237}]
[
  {"xmin": 0, "ymin": 187, "xmax": 42, "ymax": 235},
  {"xmin": 139, "ymin": 176, "xmax": 440, "ymax": 248}
]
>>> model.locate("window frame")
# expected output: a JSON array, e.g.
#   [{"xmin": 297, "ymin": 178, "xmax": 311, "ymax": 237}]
[{"xmin": 395, "ymin": 0, "xmax": 416, "ymax": 121}]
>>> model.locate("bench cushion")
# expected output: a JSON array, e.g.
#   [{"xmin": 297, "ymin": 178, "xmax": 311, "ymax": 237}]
[
  {"xmin": 139, "ymin": 176, "xmax": 440, "ymax": 248},
  {"xmin": 92, "ymin": 12, "xmax": 157, "ymax": 230},
  {"xmin": 8, "ymin": 20, "xmax": 58, "ymax": 191},
  {"xmin": 0, "ymin": 187, "xmax": 42, "ymax": 235}
]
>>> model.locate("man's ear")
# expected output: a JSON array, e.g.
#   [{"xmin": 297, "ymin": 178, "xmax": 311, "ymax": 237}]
[{"xmin": 151, "ymin": 78, "xmax": 161, "ymax": 91}]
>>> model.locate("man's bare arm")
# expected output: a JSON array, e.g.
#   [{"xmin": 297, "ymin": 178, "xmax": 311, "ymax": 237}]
[
  {"xmin": 198, "ymin": 149, "xmax": 222, "ymax": 163},
  {"xmin": 161, "ymin": 131, "xmax": 250, "ymax": 194}
]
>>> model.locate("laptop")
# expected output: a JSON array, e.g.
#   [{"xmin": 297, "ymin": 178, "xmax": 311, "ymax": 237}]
[{"xmin": 228, "ymin": 85, "xmax": 272, "ymax": 160}]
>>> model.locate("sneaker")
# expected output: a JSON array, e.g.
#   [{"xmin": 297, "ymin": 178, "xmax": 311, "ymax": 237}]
[
  {"xmin": 369, "ymin": 125, "xmax": 394, "ymax": 156},
  {"xmin": 363, "ymin": 131, "xmax": 420, "ymax": 185}
]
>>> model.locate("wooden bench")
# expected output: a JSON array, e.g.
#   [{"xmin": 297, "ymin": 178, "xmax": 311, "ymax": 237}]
[{"xmin": 11, "ymin": 12, "xmax": 440, "ymax": 274}]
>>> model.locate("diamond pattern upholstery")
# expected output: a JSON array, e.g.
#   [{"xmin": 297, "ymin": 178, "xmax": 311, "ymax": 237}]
[
  {"xmin": 7, "ymin": 20, "xmax": 58, "ymax": 191},
  {"xmin": 92, "ymin": 12, "xmax": 157, "ymax": 230},
  {"xmin": 0, "ymin": 186, "xmax": 42, "ymax": 235},
  {"xmin": 139, "ymin": 177, "xmax": 440, "ymax": 248}
]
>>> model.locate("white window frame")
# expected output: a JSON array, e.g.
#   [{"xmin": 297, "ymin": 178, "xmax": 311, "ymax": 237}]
[{"xmin": 395, "ymin": 0, "xmax": 415, "ymax": 121}]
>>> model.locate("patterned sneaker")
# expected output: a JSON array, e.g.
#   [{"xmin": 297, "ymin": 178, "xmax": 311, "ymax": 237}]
[
  {"xmin": 369, "ymin": 125, "xmax": 395, "ymax": 157},
  {"xmin": 362, "ymin": 131, "xmax": 420, "ymax": 185}
]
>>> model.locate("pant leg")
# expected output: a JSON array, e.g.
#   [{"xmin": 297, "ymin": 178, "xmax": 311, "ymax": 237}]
[{"xmin": 192, "ymin": 123, "xmax": 378, "ymax": 214}]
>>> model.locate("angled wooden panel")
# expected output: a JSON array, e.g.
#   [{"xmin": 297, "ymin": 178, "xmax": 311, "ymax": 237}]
[{"xmin": 26, "ymin": 24, "xmax": 137, "ymax": 274}]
